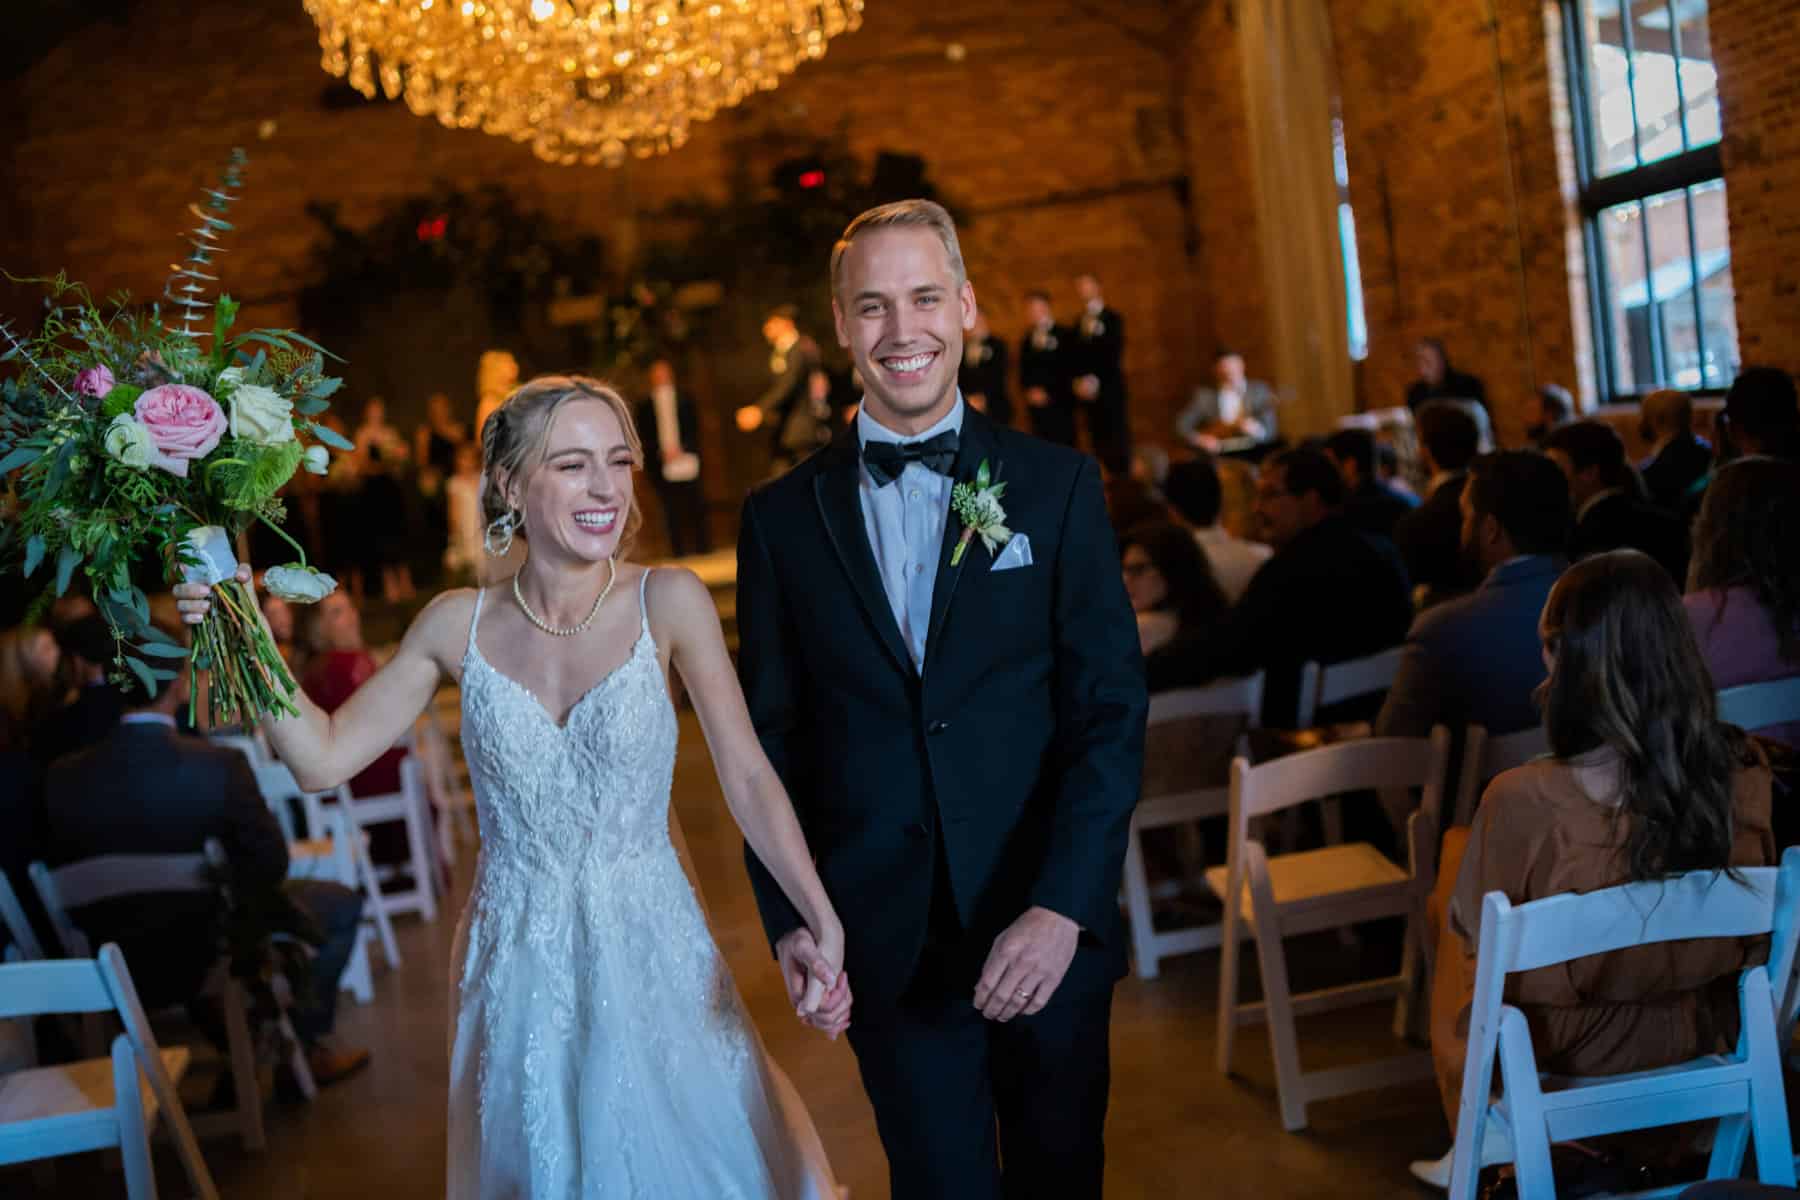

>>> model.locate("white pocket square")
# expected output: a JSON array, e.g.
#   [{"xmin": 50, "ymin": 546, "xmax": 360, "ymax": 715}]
[{"xmin": 991, "ymin": 533, "xmax": 1033, "ymax": 572}]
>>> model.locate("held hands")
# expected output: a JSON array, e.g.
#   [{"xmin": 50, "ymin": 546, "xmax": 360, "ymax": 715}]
[
  {"xmin": 173, "ymin": 563, "xmax": 255, "ymax": 625},
  {"xmin": 974, "ymin": 906, "xmax": 1079, "ymax": 1023},
  {"xmin": 776, "ymin": 924, "xmax": 851, "ymax": 1040}
]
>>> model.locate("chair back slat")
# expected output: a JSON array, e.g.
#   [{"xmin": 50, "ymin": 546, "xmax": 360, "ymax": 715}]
[
  {"xmin": 1233, "ymin": 729, "xmax": 1451, "ymax": 821},
  {"xmin": 1317, "ymin": 647, "xmax": 1406, "ymax": 710},
  {"xmin": 0, "ymin": 871, "xmax": 44, "ymax": 962},
  {"xmin": 1148, "ymin": 673, "xmax": 1265, "ymax": 727},
  {"xmin": 0, "ymin": 957, "xmax": 114, "ymax": 1019},
  {"xmin": 1455, "ymin": 724, "xmax": 1551, "ymax": 826},
  {"xmin": 38, "ymin": 852, "xmax": 210, "ymax": 911},
  {"xmin": 1487, "ymin": 857, "xmax": 1794, "ymax": 977},
  {"xmin": 1718, "ymin": 676, "xmax": 1800, "ymax": 732}
]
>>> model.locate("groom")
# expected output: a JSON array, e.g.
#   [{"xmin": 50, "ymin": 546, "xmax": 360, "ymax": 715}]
[{"xmin": 736, "ymin": 199, "xmax": 1146, "ymax": 1198}]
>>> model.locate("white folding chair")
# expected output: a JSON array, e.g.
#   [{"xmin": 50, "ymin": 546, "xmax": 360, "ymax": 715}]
[
  {"xmin": 208, "ymin": 729, "xmax": 271, "ymax": 769},
  {"xmin": 334, "ymin": 754, "xmax": 440, "ymax": 925},
  {"xmin": 1454, "ymin": 724, "xmax": 1551, "ymax": 828},
  {"xmin": 413, "ymin": 710, "xmax": 475, "ymax": 866},
  {"xmin": 0, "ymin": 944, "xmax": 219, "ymax": 1200},
  {"xmin": 1719, "ymin": 676, "xmax": 1800, "ymax": 735},
  {"xmin": 1207, "ymin": 727, "xmax": 1451, "ymax": 1131},
  {"xmin": 1446, "ymin": 849, "xmax": 1800, "ymax": 1200},
  {"xmin": 28, "ymin": 841, "xmax": 314, "ymax": 1151},
  {"xmin": 1293, "ymin": 646, "xmax": 1407, "ymax": 848},
  {"xmin": 0, "ymin": 871, "xmax": 45, "ymax": 964},
  {"xmin": 1122, "ymin": 674, "xmax": 1263, "ymax": 980}
]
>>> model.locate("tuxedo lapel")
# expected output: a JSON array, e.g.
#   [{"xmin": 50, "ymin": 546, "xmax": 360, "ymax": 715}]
[
  {"xmin": 923, "ymin": 409, "xmax": 1002, "ymax": 670},
  {"xmin": 813, "ymin": 431, "xmax": 915, "ymax": 678}
]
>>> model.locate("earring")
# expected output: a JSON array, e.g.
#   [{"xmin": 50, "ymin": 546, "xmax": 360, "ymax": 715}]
[{"xmin": 484, "ymin": 509, "xmax": 519, "ymax": 558}]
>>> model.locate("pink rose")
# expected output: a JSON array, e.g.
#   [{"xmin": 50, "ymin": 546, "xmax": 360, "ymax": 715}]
[
  {"xmin": 134, "ymin": 385, "xmax": 227, "ymax": 477},
  {"xmin": 75, "ymin": 365, "xmax": 116, "ymax": 398}
]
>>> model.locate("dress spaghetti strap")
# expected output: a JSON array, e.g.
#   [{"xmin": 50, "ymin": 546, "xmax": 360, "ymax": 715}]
[
  {"xmin": 467, "ymin": 585, "xmax": 486, "ymax": 656},
  {"xmin": 636, "ymin": 567, "xmax": 652, "ymax": 637}
]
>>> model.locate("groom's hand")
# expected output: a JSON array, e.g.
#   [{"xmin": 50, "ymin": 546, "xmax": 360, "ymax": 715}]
[
  {"xmin": 775, "ymin": 928, "xmax": 852, "ymax": 1040},
  {"xmin": 975, "ymin": 906, "xmax": 1079, "ymax": 1022}
]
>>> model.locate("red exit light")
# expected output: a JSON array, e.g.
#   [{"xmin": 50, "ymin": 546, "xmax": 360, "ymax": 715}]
[{"xmin": 798, "ymin": 170, "xmax": 826, "ymax": 189}]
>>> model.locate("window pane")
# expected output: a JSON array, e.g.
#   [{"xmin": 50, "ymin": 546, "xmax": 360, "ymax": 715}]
[
  {"xmin": 1675, "ymin": 0, "xmax": 1720, "ymax": 150},
  {"xmin": 1689, "ymin": 178, "xmax": 1737, "ymax": 386},
  {"xmin": 1630, "ymin": 0, "xmax": 1686, "ymax": 164},
  {"xmin": 1586, "ymin": 0, "xmax": 1641, "ymax": 176},
  {"xmin": 1584, "ymin": 0, "xmax": 1719, "ymax": 176},
  {"xmin": 1599, "ymin": 198, "xmax": 1649, "ymax": 392},
  {"xmin": 1644, "ymin": 188, "xmax": 1696, "ymax": 386}
]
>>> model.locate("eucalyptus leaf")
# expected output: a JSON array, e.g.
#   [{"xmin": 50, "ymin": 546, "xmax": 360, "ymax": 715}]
[
  {"xmin": 296, "ymin": 396, "xmax": 329, "ymax": 416},
  {"xmin": 0, "ymin": 446, "xmax": 39, "ymax": 474},
  {"xmin": 138, "ymin": 642, "xmax": 190, "ymax": 659},
  {"xmin": 54, "ymin": 543, "xmax": 81, "ymax": 596},
  {"xmin": 304, "ymin": 376, "xmax": 343, "ymax": 401},
  {"xmin": 309, "ymin": 422, "xmax": 355, "ymax": 452},
  {"xmin": 122, "ymin": 655, "xmax": 157, "ymax": 696},
  {"xmin": 148, "ymin": 666, "xmax": 180, "ymax": 682},
  {"xmin": 23, "ymin": 534, "xmax": 45, "ymax": 577}
]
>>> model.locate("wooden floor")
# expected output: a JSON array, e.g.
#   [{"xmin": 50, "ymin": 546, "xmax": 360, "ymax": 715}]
[{"xmin": 10, "ymin": 707, "xmax": 1452, "ymax": 1199}]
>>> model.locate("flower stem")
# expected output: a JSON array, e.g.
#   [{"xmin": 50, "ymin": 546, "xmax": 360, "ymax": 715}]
[
  {"xmin": 950, "ymin": 526, "xmax": 974, "ymax": 568},
  {"xmin": 256, "ymin": 512, "xmax": 309, "ymax": 568}
]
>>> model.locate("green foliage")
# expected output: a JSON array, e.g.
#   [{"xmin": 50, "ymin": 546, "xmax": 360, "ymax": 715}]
[
  {"xmin": 206, "ymin": 439, "xmax": 305, "ymax": 510},
  {"xmin": 100, "ymin": 382, "xmax": 142, "ymax": 419}
]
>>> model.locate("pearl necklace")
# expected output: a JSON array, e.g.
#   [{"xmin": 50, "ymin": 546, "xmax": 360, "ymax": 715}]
[{"xmin": 513, "ymin": 557, "xmax": 616, "ymax": 638}]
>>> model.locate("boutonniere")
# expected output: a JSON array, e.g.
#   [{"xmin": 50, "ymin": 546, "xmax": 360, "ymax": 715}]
[{"xmin": 950, "ymin": 459, "xmax": 1011, "ymax": 567}]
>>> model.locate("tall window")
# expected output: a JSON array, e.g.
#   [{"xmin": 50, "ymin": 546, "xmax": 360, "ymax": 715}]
[
  {"xmin": 1332, "ymin": 112, "xmax": 1369, "ymax": 362},
  {"xmin": 1563, "ymin": 0, "xmax": 1736, "ymax": 399}
]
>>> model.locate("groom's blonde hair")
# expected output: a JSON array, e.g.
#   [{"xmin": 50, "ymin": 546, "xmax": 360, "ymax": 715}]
[
  {"xmin": 830, "ymin": 200, "xmax": 966, "ymax": 296},
  {"xmin": 480, "ymin": 375, "xmax": 644, "ymax": 556}
]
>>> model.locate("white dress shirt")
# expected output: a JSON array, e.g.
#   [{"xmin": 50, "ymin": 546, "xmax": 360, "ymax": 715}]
[
  {"xmin": 857, "ymin": 396, "xmax": 964, "ymax": 669},
  {"xmin": 652, "ymin": 384, "xmax": 699, "ymax": 482}
]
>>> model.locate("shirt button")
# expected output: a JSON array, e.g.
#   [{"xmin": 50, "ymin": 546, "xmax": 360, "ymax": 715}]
[
  {"xmin": 909, "ymin": 489, "xmax": 921, "ymax": 500},
  {"xmin": 915, "ymin": 564, "xmax": 926, "ymax": 575}
]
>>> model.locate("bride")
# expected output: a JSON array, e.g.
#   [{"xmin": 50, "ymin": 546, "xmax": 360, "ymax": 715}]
[{"xmin": 176, "ymin": 375, "xmax": 847, "ymax": 1198}]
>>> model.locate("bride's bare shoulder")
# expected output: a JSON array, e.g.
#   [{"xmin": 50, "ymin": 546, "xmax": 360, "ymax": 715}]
[
  {"xmin": 401, "ymin": 587, "xmax": 485, "ymax": 663},
  {"xmin": 641, "ymin": 564, "xmax": 718, "ymax": 635}
]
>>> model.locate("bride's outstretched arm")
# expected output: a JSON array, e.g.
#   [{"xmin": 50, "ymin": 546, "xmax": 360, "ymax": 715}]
[
  {"xmin": 174, "ymin": 565, "xmax": 455, "ymax": 791},
  {"xmin": 654, "ymin": 569, "xmax": 844, "ymax": 981}
]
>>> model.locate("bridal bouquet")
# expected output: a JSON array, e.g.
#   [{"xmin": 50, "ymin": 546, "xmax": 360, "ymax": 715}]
[{"xmin": 0, "ymin": 149, "xmax": 349, "ymax": 726}]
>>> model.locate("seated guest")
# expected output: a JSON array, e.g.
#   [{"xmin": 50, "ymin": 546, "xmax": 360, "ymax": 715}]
[
  {"xmin": 1129, "ymin": 444, "xmax": 1170, "ymax": 497},
  {"xmin": 0, "ymin": 624, "xmax": 62, "ymax": 738},
  {"xmin": 1119, "ymin": 521, "xmax": 1229, "ymax": 689},
  {"xmin": 1526, "ymin": 383, "xmax": 1574, "ymax": 448},
  {"xmin": 1638, "ymin": 389, "xmax": 1712, "ymax": 513},
  {"xmin": 1101, "ymin": 472, "xmax": 1170, "ymax": 536},
  {"xmin": 1325, "ymin": 427, "xmax": 1417, "ymax": 540},
  {"xmin": 1720, "ymin": 366, "xmax": 1800, "ymax": 462},
  {"xmin": 33, "ymin": 616, "xmax": 127, "ymax": 766},
  {"xmin": 300, "ymin": 591, "xmax": 405, "ymax": 800},
  {"xmin": 1175, "ymin": 348, "xmax": 1277, "ymax": 450},
  {"xmin": 1415, "ymin": 550, "xmax": 1775, "ymax": 1187},
  {"xmin": 1162, "ymin": 456, "xmax": 1271, "ymax": 606},
  {"xmin": 1198, "ymin": 447, "xmax": 1412, "ymax": 727},
  {"xmin": 44, "ymin": 615, "xmax": 370, "ymax": 1084},
  {"xmin": 1378, "ymin": 451, "xmax": 1569, "ymax": 743},
  {"xmin": 1685, "ymin": 457, "xmax": 1800, "ymax": 748},
  {"xmin": 1394, "ymin": 401, "xmax": 1483, "ymax": 606},
  {"xmin": 1545, "ymin": 420, "xmax": 1689, "ymax": 584}
]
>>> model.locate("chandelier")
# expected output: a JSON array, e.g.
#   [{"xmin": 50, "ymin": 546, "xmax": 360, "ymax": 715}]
[{"xmin": 302, "ymin": 0, "xmax": 865, "ymax": 167}]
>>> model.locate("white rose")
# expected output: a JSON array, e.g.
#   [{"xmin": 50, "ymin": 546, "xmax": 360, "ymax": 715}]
[
  {"xmin": 103, "ymin": 414, "xmax": 156, "ymax": 469},
  {"xmin": 229, "ymin": 383, "xmax": 296, "ymax": 445},
  {"xmin": 262, "ymin": 564, "xmax": 337, "ymax": 604},
  {"xmin": 216, "ymin": 366, "xmax": 246, "ymax": 393},
  {"xmin": 302, "ymin": 445, "xmax": 331, "ymax": 475}
]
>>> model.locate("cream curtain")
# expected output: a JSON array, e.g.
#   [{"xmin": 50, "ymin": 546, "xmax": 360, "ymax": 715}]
[{"xmin": 1236, "ymin": 0, "xmax": 1354, "ymax": 436}]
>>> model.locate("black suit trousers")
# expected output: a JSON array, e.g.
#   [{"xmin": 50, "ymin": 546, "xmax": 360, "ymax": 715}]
[{"xmin": 653, "ymin": 477, "xmax": 710, "ymax": 557}]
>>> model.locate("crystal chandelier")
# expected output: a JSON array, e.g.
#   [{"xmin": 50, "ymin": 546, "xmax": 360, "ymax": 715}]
[{"xmin": 302, "ymin": 0, "xmax": 865, "ymax": 167}]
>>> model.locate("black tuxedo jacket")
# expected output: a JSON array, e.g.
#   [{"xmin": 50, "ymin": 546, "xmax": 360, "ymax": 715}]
[
  {"xmin": 633, "ymin": 391, "xmax": 702, "ymax": 487},
  {"xmin": 957, "ymin": 336, "xmax": 1012, "ymax": 427},
  {"xmin": 736, "ymin": 408, "xmax": 1147, "ymax": 1009},
  {"xmin": 755, "ymin": 335, "xmax": 826, "ymax": 455},
  {"xmin": 1071, "ymin": 306, "xmax": 1127, "ymax": 402},
  {"xmin": 1640, "ymin": 434, "xmax": 1712, "ymax": 513},
  {"xmin": 1018, "ymin": 325, "xmax": 1075, "ymax": 407},
  {"xmin": 1394, "ymin": 471, "xmax": 1477, "ymax": 603}
]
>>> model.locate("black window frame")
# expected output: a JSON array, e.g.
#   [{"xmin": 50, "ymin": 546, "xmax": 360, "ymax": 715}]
[{"xmin": 1560, "ymin": 0, "xmax": 1732, "ymax": 403}]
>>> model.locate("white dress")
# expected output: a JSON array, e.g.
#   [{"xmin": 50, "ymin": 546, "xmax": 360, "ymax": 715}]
[{"xmin": 447, "ymin": 571, "xmax": 840, "ymax": 1198}]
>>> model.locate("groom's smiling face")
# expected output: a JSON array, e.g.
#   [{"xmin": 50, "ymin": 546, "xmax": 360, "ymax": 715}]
[{"xmin": 833, "ymin": 225, "xmax": 977, "ymax": 436}]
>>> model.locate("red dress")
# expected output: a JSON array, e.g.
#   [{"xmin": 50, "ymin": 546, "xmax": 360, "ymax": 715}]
[{"xmin": 301, "ymin": 649, "xmax": 405, "ymax": 798}]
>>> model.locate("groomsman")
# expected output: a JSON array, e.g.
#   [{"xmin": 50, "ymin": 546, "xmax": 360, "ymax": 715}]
[
  {"xmin": 736, "ymin": 305, "xmax": 829, "ymax": 475},
  {"xmin": 1070, "ymin": 273, "xmax": 1129, "ymax": 473},
  {"xmin": 959, "ymin": 313, "xmax": 1012, "ymax": 427},
  {"xmin": 635, "ymin": 359, "xmax": 711, "ymax": 557},
  {"xmin": 1018, "ymin": 292, "xmax": 1074, "ymax": 448}
]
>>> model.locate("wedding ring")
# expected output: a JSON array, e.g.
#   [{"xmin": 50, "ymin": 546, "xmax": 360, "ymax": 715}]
[{"xmin": 1015, "ymin": 988, "xmax": 1031, "ymax": 998}]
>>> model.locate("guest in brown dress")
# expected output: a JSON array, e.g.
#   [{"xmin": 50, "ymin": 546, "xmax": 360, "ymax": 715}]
[{"xmin": 1415, "ymin": 549, "xmax": 1775, "ymax": 1188}]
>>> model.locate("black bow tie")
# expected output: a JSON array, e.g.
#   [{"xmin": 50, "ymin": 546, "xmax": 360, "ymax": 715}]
[{"xmin": 862, "ymin": 430, "xmax": 959, "ymax": 487}]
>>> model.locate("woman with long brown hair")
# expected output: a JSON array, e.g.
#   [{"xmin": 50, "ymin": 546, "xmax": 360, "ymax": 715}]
[{"xmin": 1414, "ymin": 550, "xmax": 1775, "ymax": 1189}]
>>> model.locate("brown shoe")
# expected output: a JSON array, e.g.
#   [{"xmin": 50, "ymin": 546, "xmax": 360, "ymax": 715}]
[{"xmin": 305, "ymin": 1043, "xmax": 371, "ymax": 1087}]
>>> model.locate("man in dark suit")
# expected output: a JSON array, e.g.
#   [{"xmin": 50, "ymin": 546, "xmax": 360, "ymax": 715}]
[
  {"xmin": 1326, "ymin": 427, "xmax": 1417, "ymax": 540},
  {"xmin": 735, "ymin": 305, "xmax": 828, "ymax": 475},
  {"xmin": 1638, "ymin": 389, "xmax": 1712, "ymax": 513},
  {"xmin": 32, "ymin": 616, "xmax": 126, "ymax": 766},
  {"xmin": 737, "ymin": 201, "xmax": 1145, "ymax": 1199},
  {"xmin": 634, "ymin": 358, "xmax": 711, "ymax": 557},
  {"xmin": 1017, "ymin": 291, "xmax": 1074, "ymax": 448},
  {"xmin": 44, "ymin": 625, "xmax": 369, "ymax": 1083},
  {"xmin": 1719, "ymin": 366, "xmax": 1800, "ymax": 462},
  {"xmin": 1069, "ymin": 273, "xmax": 1130, "ymax": 472},
  {"xmin": 958, "ymin": 312, "xmax": 1011, "ymax": 427},
  {"xmin": 1199, "ymin": 447, "xmax": 1414, "ymax": 729},
  {"xmin": 1394, "ymin": 400, "xmax": 1483, "ymax": 606},
  {"xmin": 1545, "ymin": 420, "xmax": 1690, "ymax": 585}
]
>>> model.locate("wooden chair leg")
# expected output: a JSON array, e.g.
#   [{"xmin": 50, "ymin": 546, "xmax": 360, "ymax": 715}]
[
  {"xmin": 220, "ymin": 981, "xmax": 265, "ymax": 1152},
  {"xmin": 1215, "ymin": 880, "xmax": 1243, "ymax": 1076}
]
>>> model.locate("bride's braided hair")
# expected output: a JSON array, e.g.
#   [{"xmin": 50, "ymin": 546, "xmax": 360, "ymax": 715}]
[{"xmin": 479, "ymin": 374, "xmax": 644, "ymax": 556}]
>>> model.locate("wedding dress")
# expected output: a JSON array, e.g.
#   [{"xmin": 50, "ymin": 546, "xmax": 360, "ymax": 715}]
[{"xmin": 446, "ymin": 570, "xmax": 840, "ymax": 1198}]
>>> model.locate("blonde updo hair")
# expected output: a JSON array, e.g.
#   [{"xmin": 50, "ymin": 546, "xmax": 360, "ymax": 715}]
[{"xmin": 480, "ymin": 374, "xmax": 644, "ymax": 556}]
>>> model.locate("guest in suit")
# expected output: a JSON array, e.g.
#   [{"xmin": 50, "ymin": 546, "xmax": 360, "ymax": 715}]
[
  {"xmin": 1685, "ymin": 457, "xmax": 1800, "ymax": 749},
  {"xmin": 959, "ymin": 313, "xmax": 1011, "ymax": 427},
  {"xmin": 1406, "ymin": 337, "xmax": 1488, "ymax": 420},
  {"xmin": 1546, "ymin": 420, "xmax": 1690, "ymax": 585},
  {"xmin": 1194, "ymin": 447, "xmax": 1413, "ymax": 728},
  {"xmin": 1719, "ymin": 366, "xmax": 1800, "ymax": 463},
  {"xmin": 1394, "ymin": 401, "xmax": 1483, "ymax": 606},
  {"xmin": 1069, "ymin": 273, "xmax": 1130, "ymax": 472},
  {"xmin": 1162, "ymin": 456, "xmax": 1271, "ymax": 606},
  {"xmin": 32, "ymin": 616, "xmax": 125, "ymax": 766},
  {"xmin": 635, "ymin": 359, "xmax": 711, "ymax": 557},
  {"xmin": 1377, "ymin": 451, "xmax": 1570, "ymax": 822},
  {"xmin": 735, "ymin": 305, "xmax": 829, "ymax": 474},
  {"xmin": 1326, "ymin": 427, "xmax": 1417, "ymax": 540},
  {"xmin": 44, "ymin": 615, "xmax": 370, "ymax": 1083},
  {"xmin": 1526, "ymin": 383, "xmax": 1574, "ymax": 448},
  {"xmin": 1175, "ymin": 349, "xmax": 1277, "ymax": 450},
  {"xmin": 1638, "ymin": 389, "xmax": 1712, "ymax": 513},
  {"xmin": 1018, "ymin": 291, "xmax": 1074, "ymax": 448}
]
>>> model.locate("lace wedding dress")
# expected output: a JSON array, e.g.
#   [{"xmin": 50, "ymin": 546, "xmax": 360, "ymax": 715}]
[{"xmin": 446, "ymin": 570, "xmax": 841, "ymax": 1198}]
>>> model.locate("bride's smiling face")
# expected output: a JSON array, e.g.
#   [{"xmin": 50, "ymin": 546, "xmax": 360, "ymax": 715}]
[{"xmin": 512, "ymin": 397, "xmax": 637, "ymax": 564}]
